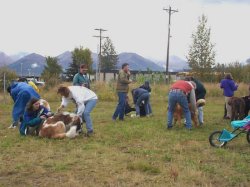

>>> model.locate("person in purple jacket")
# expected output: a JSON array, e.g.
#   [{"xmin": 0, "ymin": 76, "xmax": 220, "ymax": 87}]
[{"xmin": 220, "ymin": 73, "xmax": 238, "ymax": 119}]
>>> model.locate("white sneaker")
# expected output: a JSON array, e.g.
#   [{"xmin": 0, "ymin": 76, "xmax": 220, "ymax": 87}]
[
  {"xmin": 8, "ymin": 124, "xmax": 17, "ymax": 129},
  {"xmin": 8, "ymin": 122, "xmax": 18, "ymax": 129}
]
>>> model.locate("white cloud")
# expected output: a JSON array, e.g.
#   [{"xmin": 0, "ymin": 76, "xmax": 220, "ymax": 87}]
[{"xmin": 0, "ymin": 0, "xmax": 249, "ymax": 63}]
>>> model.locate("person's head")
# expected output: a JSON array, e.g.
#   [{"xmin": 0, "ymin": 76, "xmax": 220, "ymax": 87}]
[
  {"xmin": 57, "ymin": 86, "xmax": 70, "ymax": 97},
  {"xmin": 26, "ymin": 98, "xmax": 40, "ymax": 112},
  {"xmin": 79, "ymin": 64, "xmax": 88, "ymax": 75},
  {"xmin": 144, "ymin": 81, "xmax": 150, "ymax": 87},
  {"xmin": 122, "ymin": 63, "xmax": 129, "ymax": 73},
  {"xmin": 18, "ymin": 77, "xmax": 28, "ymax": 83},
  {"xmin": 184, "ymin": 76, "xmax": 194, "ymax": 81},
  {"xmin": 7, "ymin": 86, "xmax": 11, "ymax": 95},
  {"xmin": 225, "ymin": 73, "xmax": 233, "ymax": 80}
]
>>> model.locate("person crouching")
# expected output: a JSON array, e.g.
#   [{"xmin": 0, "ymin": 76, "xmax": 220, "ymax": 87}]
[
  {"xmin": 132, "ymin": 88, "xmax": 150, "ymax": 117},
  {"xmin": 167, "ymin": 80, "xmax": 197, "ymax": 130},
  {"xmin": 20, "ymin": 98, "xmax": 51, "ymax": 136},
  {"xmin": 57, "ymin": 86, "xmax": 98, "ymax": 137}
]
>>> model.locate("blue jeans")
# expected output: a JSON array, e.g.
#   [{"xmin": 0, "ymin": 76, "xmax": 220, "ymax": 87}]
[
  {"xmin": 136, "ymin": 93, "xmax": 150, "ymax": 116},
  {"xmin": 113, "ymin": 92, "xmax": 127, "ymax": 120},
  {"xmin": 198, "ymin": 106, "xmax": 203, "ymax": 125},
  {"xmin": 82, "ymin": 99, "xmax": 97, "ymax": 132},
  {"xmin": 148, "ymin": 99, "xmax": 152, "ymax": 114},
  {"xmin": 167, "ymin": 91, "xmax": 192, "ymax": 129}
]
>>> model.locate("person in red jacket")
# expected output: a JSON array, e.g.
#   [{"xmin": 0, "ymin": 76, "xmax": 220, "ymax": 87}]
[{"xmin": 167, "ymin": 80, "xmax": 196, "ymax": 130}]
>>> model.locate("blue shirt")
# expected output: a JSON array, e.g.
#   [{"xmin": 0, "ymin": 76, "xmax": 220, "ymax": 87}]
[
  {"xmin": 220, "ymin": 79, "xmax": 238, "ymax": 97},
  {"xmin": 10, "ymin": 82, "xmax": 40, "ymax": 122}
]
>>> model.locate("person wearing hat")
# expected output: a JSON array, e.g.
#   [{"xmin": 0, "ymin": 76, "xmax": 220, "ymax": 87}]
[
  {"xmin": 73, "ymin": 64, "xmax": 90, "ymax": 89},
  {"xmin": 167, "ymin": 80, "xmax": 197, "ymax": 130}
]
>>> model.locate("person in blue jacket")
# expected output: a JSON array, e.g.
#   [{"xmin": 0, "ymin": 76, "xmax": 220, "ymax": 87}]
[
  {"xmin": 132, "ymin": 88, "xmax": 150, "ymax": 117},
  {"xmin": 220, "ymin": 73, "xmax": 238, "ymax": 119},
  {"xmin": 139, "ymin": 81, "xmax": 153, "ymax": 115},
  {"xmin": 7, "ymin": 81, "xmax": 40, "ymax": 128},
  {"xmin": 20, "ymin": 98, "xmax": 51, "ymax": 136}
]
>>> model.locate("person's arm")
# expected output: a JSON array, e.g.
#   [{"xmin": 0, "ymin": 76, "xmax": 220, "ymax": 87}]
[
  {"xmin": 73, "ymin": 74, "xmax": 80, "ymax": 86},
  {"xmin": 76, "ymin": 102, "xmax": 85, "ymax": 119},
  {"xmin": 230, "ymin": 81, "xmax": 238, "ymax": 91},
  {"xmin": 189, "ymin": 89, "xmax": 197, "ymax": 113},
  {"xmin": 220, "ymin": 80, "xmax": 224, "ymax": 89},
  {"xmin": 119, "ymin": 72, "xmax": 132, "ymax": 84},
  {"xmin": 57, "ymin": 97, "xmax": 69, "ymax": 112}
]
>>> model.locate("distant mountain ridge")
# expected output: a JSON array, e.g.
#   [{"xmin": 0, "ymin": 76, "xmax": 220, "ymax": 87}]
[{"xmin": 3, "ymin": 50, "xmax": 192, "ymax": 76}]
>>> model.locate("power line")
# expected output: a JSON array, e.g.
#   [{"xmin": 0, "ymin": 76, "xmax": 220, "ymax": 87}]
[
  {"xmin": 93, "ymin": 28, "xmax": 108, "ymax": 81},
  {"xmin": 163, "ymin": 6, "xmax": 178, "ymax": 84}
]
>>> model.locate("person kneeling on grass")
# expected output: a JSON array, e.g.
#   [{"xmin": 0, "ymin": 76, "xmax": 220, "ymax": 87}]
[
  {"xmin": 20, "ymin": 98, "xmax": 52, "ymax": 136},
  {"xmin": 7, "ymin": 81, "xmax": 40, "ymax": 129},
  {"xmin": 57, "ymin": 86, "xmax": 98, "ymax": 137},
  {"xmin": 132, "ymin": 88, "xmax": 150, "ymax": 117}
]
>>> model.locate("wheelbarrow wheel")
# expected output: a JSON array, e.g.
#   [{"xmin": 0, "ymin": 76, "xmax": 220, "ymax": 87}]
[
  {"xmin": 247, "ymin": 131, "xmax": 250, "ymax": 144},
  {"xmin": 209, "ymin": 131, "xmax": 227, "ymax": 148}
]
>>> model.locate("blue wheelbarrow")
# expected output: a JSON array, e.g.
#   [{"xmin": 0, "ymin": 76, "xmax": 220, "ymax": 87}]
[{"xmin": 209, "ymin": 116, "xmax": 250, "ymax": 147}]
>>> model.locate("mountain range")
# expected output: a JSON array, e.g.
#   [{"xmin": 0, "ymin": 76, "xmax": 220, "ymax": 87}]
[{"xmin": 0, "ymin": 51, "xmax": 190, "ymax": 76}]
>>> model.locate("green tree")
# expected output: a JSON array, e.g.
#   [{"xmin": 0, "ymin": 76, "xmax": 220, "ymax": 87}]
[
  {"xmin": 41, "ymin": 56, "xmax": 62, "ymax": 87},
  {"xmin": 65, "ymin": 46, "xmax": 93, "ymax": 81},
  {"xmin": 187, "ymin": 14, "xmax": 216, "ymax": 81},
  {"xmin": 101, "ymin": 38, "xmax": 118, "ymax": 71}
]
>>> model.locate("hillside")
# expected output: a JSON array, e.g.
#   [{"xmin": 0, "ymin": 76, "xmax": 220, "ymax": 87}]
[{"xmin": 8, "ymin": 53, "xmax": 46, "ymax": 76}]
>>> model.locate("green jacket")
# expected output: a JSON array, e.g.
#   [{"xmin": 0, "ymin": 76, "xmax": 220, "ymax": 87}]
[
  {"xmin": 73, "ymin": 73, "xmax": 90, "ymax": 89},
  {"xmin": 116, "ymin": 70, "xmax": 132, "ymax": 93}
]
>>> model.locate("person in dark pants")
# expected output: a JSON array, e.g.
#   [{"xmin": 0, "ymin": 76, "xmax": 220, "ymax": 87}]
[
  {"xmin": 185, "ymin": 77, "xmax": 206, "ymax": 125},
  {"xmin": 112, "ymin": 63, "xmax": 132, "ymax": 121},
  {"xmin": 7, "ymin": 81, "xmax": 40, "ymax": 129},
  {"xmin": 139, "ymin": 81, "xmax": 152, "ymax": 115},
  {"xmin": 132, "ymin": 88, "xmax": 150, "ymax": 117}
]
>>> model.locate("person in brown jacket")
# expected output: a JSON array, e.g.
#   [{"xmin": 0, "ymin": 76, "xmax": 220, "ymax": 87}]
[{"xmin": 112, "ymin": 63, "xmax": 132, "ymax": 121}]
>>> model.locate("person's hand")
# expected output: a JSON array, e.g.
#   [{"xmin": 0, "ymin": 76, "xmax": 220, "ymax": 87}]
[
  {"xmin": 40, "ymin": 115, "xmax": 47, "ymax": 120},
  {"xmin": 57, "ymin": 106, "xmax": 63, "ymax": 113}
]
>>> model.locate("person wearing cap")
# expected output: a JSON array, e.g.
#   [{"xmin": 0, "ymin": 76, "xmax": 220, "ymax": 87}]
[
  {"xmin": 112, "ymin": 63, "xmax": 132, "ymax": 121},
  {"xmin": 185, "ymin": 77, "xmax": 206, "ymax": 125},
  {"xmin": 73, "ymin": 64, "xmax": 90, "ymax": 89},
  {"xmin": 57, "ymin": 86, "xmax": 98, "ymax": 136},
  {"xmin": 220, "ymin": 73, "xmax": 238, "ymax": 119},
  {"xmin": 167, "ymin": 80, "xmax": 197, "ymax": 130}
]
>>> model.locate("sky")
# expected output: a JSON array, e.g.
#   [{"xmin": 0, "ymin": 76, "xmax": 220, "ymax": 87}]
[{"xmin": 0, "ymin": 0, "xmax": 249, "ymax": 64}]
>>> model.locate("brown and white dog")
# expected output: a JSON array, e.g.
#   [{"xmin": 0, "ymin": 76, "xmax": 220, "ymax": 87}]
[
  {"xmin": 173, "ymin": 104, "xmax": 198, "ymax": 127},
  {"xmin": 39, "ymin": 112, "xmax": 82, "ymax": 139}
]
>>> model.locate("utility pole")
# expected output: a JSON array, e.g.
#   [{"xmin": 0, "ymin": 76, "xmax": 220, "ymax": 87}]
[
  {"xmin": 93, "ymin": 28, "xmax": 108, "ymax": 81},
  {"xmin": 163, "ymin": 6, "xmax": 178, "ymax": 84}
]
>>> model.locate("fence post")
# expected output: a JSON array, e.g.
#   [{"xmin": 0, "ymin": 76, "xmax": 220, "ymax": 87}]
[{"xmin": 3, "ymin": 72, "xmax": 6, "ymax": 104}]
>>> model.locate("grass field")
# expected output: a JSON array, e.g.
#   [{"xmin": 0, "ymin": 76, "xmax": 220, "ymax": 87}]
[{"xmin": 0, "ymin": 83, "xmax": 249, "ymax": 187}]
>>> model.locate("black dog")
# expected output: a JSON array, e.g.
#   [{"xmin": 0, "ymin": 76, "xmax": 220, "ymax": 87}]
[{"xmin": 242, "ymin": 96, "xmax": 250, "ymax": 117}]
